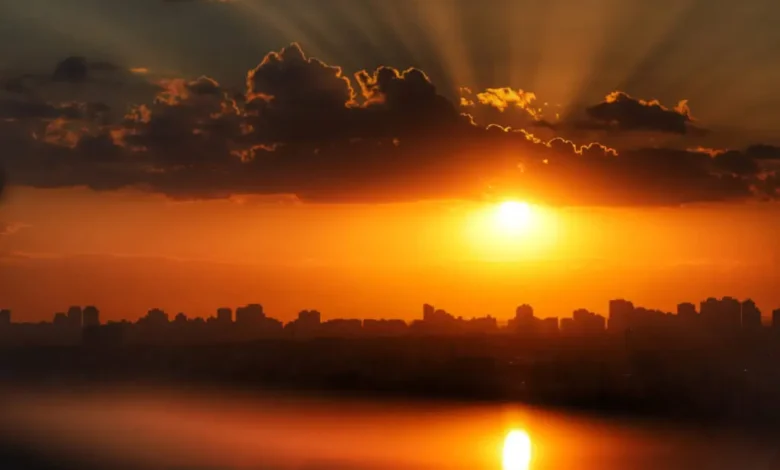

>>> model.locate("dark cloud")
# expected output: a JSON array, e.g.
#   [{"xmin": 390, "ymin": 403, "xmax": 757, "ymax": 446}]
[
  {"xmin": 0, "ymin": 44, "xmax": 778, "ymax": 206},
  {"xmin": 53, "ymin": 57, "xmax": 89, "ymax": 83},
  {"xmin": 2, "ymin": 75, "xmax": 36, "ymax": 95},
  {"xmin": 584, "ymin": 91, "xmax": 697, "ymax": 134},
  {"xmin": 185, "ymin": 76, "xmax": 221, "ymax": 96},
  {"xmin": 51, "ymin": 57, "xmax": 126, "ymax": 83},
  {"xmin": 744, "ymin": 144, "xmax": 780, "ymax": 160},
  {"xmin": 0, "ymin": 99, "xmax": 81, "ymax": 120}
]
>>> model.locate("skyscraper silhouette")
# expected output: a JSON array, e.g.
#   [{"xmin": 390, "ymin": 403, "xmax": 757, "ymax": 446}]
[
  {"xmin": 741, "ymin": 299, "xmax": 762, "ymax": 330},
  {"xmin": 83, "ymin": 306, "xmax": 100, "ymax": 328},
  {"xmin": 67, "ymin": 306, "xmax": 83, "ymax": 329},
  {"xmin": 236, "ymin": 304, "xmax": 264, "ymax": 325},
  {"xmin": 677, "ymin": 302, "xmax": 697, "ymax": 320},
  {"xmin": 609, "ymin": 299, "xmax": 634, "ymax": 332},
  {"xmin": 217, "ymin": 307, "xmax": 233, "ymax": 324},
  {"xmin": 422, "ymin": 304, "xmax": 435, "ymax": 321}
]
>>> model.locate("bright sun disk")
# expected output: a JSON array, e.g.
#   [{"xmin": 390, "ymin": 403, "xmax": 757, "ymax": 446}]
[{"xmin": 495, "ymin": 201, "xmax": 534, "ymax": 234}]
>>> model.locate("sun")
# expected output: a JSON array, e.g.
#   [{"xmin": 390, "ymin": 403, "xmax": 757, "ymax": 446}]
[
  {"xmin": 495, "ymin": 201, "xmax": 534, "ymax": 234},
  {"xmin": 502, "ymin": 429, "xmax": 533, "ymax": 470},
  {"xmin": 463, "ymin": 200, "xmax": 558, "ymax": 261}
]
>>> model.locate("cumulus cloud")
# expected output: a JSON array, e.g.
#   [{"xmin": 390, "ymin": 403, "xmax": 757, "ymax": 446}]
[
  {"xmin": 469, "ymin": 87, "xmax": 540, "ymax": 119},
  {"xmin": 0, "ymin": 44, "xmax": 778, "ymax": 206},
  {"xmin": 584, "ymin": 91, "xmax": 697, "ymax": 134},
  {"xmin": 52, "ymin": 57, "xmax": 90, "ymax": 83}
]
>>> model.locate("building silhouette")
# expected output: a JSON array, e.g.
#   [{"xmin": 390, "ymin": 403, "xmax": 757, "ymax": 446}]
[
  {"xmin": 609, "ymin": 299, "xmax": 634, "ymax": 332},
  {"xmin": 422, "ymin": 304, "xmax": 435, "ymax": 321},
  {"xmin": 701, "ymin": 297, "xmax": 742, "ymax": 332},
  {"xmin": 676, "ymin": 302, "xmax": 697, "ymax": 321},
  {"xmin": 298, "ymin": 310, "xmax": 321, "ymax": 327},
  {"xmin": 508, "ymin": 304, "xmax": 537, "ymax": 334},
  {"xmin": 700, "ymin": 297, "xmax": 720, "ymax": 329},
  {"xmin": 4, "ymin": 293, "xmax": 780, "ymax": 347},
  {"xmin": 53, "ymin": 312, "xmax": 68, "ymax": 328},
  {"xmin": 83, "ymin": 306, "xmax": 100, "ymax": 328},
  {"xmin": 363, "ymin": 319, "xmax": 408, "ymax": 336},
  {"xmin": 289, "ymin": 309, "xmax": 322, "ymax": 337},
  {"xmin": 418, "ymin": 306, "xmax": 459, "ymax": 334},
  {"xmin": 321, "ymin": 318, "xmax": 363, "ymax": 337},
  {"xmin": 216, "ymin": 307, "xmax": 233, "ymax": 324},
  {"xmin": 741, "ymin": 299, "xmax": 762, "ymax": 330},
  {"xmin": 141, "ymin": 308, "xmax": 169, "ymax": 327},
  {"xmin": 571, "ymin": 309, "xmax": 606, "ymax": 334},
  {"xmin": 67, "ymin": 306, "xmax": 82, "ymax": 329},
  {"xmin": 236, "ymin": 304, "xmax": 264, "ymax": 325}
]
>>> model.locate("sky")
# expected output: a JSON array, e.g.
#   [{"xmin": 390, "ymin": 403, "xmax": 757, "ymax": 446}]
[{"xmin": 1, "ymin": 0, "xmax": 780, "ymax": 322}]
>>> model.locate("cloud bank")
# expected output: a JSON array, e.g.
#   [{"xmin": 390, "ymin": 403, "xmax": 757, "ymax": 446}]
[{"xmin": 0, "ymin": 43, "xmax": 778, "ymax": 206}]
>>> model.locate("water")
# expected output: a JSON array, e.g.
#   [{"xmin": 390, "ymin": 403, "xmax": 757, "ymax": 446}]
[{"xmin": 0, "ymin": 386, "xmax": 777, "ymax": 470}]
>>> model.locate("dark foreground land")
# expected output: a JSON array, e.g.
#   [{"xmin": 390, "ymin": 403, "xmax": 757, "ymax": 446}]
[{"xmin": 2, "ymin": 333, "xmax": 780, "ymax": 431}]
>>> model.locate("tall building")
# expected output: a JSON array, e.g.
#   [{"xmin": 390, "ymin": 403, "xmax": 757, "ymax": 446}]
[
  {"xmin": 53, "ymin": 312, "xmax": 68, "ymax": 327},
  {"xmin": 292, "ymin": 310, "xmax": 322, "ymax": 337},
  {"xmin": 144, "ymin": 308, "xmax": 169, "ymax": 327},
  {"xmin": 298, "ymin": 310, "xmax": 321, "ymax": 326},
  {"xmin": 721, "ymin": 297, "xmax": 742, "ymax": 331},
  {"xmin": 83, "ymin": 306, "xmax": 100, "ymax": 328},
  {"xmin": 741, "ymin": 299, "xmax": 762, "ymax": 330},
  {"xmin": 236, "ymin": 304, "xmax": 264, "ymax": 325},
  {"xmin": 67, "ymin": 306, "xmax": 83, "ymax": 329},
  {"xmin": 701, "ymin": 297, "xmax": 741, "ymax": 332},
  {"xmin": 700, "ymin": 297, "xmax": 720, "ymax": 329},
  {"xmin": 508, "ymin": 304, "xmax": 537, "ymax": 333},
  {"xmin": 677, "ymin": 302, "xmax": 697, "ymax": 320},
  {"xmin": 422, "ymin": 304, "xmax": 435, "ymax": 321},
  {"xmin": 608, "ymin": 299, "xmax": 634, "ymax": 332},
  {"xmin": 572, "ymin": 309, "xmax": 606, "ymax": 334},
  {"xmin": 216, "ymin": 307, "xmax": 233, "ymax": 324},
  {"xmin": 515, "ymin": 304, "xmax": 534, "ymax": 320},
  {"xmin": 0, "ymin": 309, "xmax": 10, "ymax": 327}
]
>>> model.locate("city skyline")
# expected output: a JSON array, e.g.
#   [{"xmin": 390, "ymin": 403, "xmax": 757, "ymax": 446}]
[{"xmin": 3, "ymin": 295, "xmax": 780, "ymax": 345}]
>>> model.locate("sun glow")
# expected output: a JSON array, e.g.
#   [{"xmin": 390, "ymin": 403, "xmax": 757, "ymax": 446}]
[
  {"xmin": 502, "ymin": 429, "xmax": 533, "ymax": 470},
  {"xmin": 495, "ymin": 201, "xmax": 534, "ymax": 234},
  {"xmin": 464, "ymin": 200, "xmax": 559, "ymax": 261}
]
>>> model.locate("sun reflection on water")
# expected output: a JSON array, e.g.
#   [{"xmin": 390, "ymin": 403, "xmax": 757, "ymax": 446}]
[{"xmin": 502, "ymin": 429, "xmax": 533, "ymax": 470}]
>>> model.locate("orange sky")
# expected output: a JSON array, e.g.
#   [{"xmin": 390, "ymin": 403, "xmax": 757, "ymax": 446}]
[
  {"xmin": 3, "ymin": 0, "xmax": 780, "ymax": 322},
  {"xmin": 2, "ymin": 186, "xmax": 780, "ymax": 322}
]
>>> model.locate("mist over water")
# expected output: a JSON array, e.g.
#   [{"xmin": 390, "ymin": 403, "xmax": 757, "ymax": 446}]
[{"xmin": 0, "ymin": 385, "xmax": 776, "ymax": 470}]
